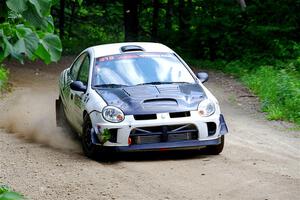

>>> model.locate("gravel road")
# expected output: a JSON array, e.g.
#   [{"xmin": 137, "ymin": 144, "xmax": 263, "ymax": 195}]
[{"xmin": 0, "ymin": 58, "xmax": 299, "ymax": 200}]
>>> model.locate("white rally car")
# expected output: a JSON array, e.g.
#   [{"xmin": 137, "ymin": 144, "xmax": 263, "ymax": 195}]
[{"xmin": 56, "ymin": 42, "xmax": 228, "ymax": 159}]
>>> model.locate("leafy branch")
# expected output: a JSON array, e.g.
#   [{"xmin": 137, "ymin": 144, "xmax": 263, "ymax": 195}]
[{"xmin": 0, "ymin": 0, "xmax": 62, "ymax": 64}]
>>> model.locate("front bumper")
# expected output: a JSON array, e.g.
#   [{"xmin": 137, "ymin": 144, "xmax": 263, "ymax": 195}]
[
  {"xmin": 90, "ymin": 110, "xmax": 228, "ymax": 151},
  {"xmin": 114, "ymin": 137, "xmax": 222, "ymax": 152}
]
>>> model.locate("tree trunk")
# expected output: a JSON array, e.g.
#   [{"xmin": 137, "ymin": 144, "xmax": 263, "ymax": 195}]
[
  {"xmin": 208, "ymin": 38, "xmax": 217, "ymax": 60},
  {"xmin": 178, "ymin": 0, "xmax": 187, "ymax": 38},
  {"xmin": 124, "ymin": 0, "xmax": 139, "ymax": 41},
  {"xmin": 237, "ymin": 0, "xmax": 246, "ymax": 11},
  {"xmin": 151, "ymin": 0, "xmax": 159, "ymax": 41},
  {"xmin": 68, "ymin": 1, "xmax": 76, "ymax": 38},
  {"xmin": 165, "ymin": 0, "xmax": 173, "ymax": 30},
  {"xmin": 59, "ymin": 0, "xmax": 65, "ymax": 38}
]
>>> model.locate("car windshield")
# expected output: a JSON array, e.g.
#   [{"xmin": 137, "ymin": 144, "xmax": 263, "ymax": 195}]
[{"xmin": 92, "ymin": 52, "xmax": 195, "ymax": 87}]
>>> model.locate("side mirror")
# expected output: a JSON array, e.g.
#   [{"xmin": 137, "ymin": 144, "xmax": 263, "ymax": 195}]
[
  {"xmin": 196, "ymin": 72, "xmax": 209, "ymax": 83},
  {"xmin": 70, "ymin": 81, "xmax": 87, "ymax": 92}
]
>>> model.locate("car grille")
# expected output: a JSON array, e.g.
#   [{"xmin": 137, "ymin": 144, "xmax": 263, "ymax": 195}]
[
  {"xmin": 134, "ymin": 114, "xmax": 157, "ymax": 120},
  {"xmin": 133, "ymin": 111, "xmax": 191, "ymax": 120},
  {"xmin": 130, "ymin": 124, "xmax": 198, "ymax": 145},
  {"xmin": 169, "ymin": 111, "xmax": 191, "ymax": 118}
]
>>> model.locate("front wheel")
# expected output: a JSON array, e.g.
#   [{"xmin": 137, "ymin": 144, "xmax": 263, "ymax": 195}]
[
  {"xmin": 205, "ymin": 135, "xmax": 224, "ymax": 155},
  {"xmin": 82, "ymin": 116, "xmax": 102, "ymax": 159}
]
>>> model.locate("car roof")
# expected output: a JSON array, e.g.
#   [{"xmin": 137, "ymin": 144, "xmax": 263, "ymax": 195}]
[{"xmin": 87, "ymin": 42, "xmax": 174, "ymax": 58}]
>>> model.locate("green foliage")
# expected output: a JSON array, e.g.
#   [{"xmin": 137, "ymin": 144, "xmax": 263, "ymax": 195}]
[
  {"xmin": 0, "ymin": 0, "xmax": 62, "ymax": 64},
  {"xmin": 0, "ymin": 64, "xmax": 9, "ymax": 92},
  {"xmin": 193, "ymin": 58, "xmax": 300, "ymax": 126},
  {"xmin": 242, "ymin": 66, "xmax": 300, "ymax": 125},
  {"xmin": 166, "ymin": 0, "xmax": 300, "ymax": 61},
  {"xmin": 54, "ymin": 1, "xmax": 123, "ymax": 54},
  {"xmin": 51, "ymin": 0, "xmax": 300, "ymax": 61},
  {"xmin": 100, "ymin": 128, "xmax": 111, "ymax": 144},
  {"xmin": 0, "ymin": 185, "xmax": 24, "ymax": 200},
  {"xmin": 35, "ymin": 33, "xmax": 62, "ymax": 63}
]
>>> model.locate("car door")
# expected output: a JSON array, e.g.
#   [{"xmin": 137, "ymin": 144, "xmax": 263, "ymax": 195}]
[
  {"xmin": 64, "ymin": 53, "xmax": 86, "ymax": 127},
  {"xmin": 69, "ymin": 54, "xmax": 91, "ymax": 133}
]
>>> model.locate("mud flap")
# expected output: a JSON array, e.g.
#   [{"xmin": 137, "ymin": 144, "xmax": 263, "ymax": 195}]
[
  {"xmin": 219, "ymin": 114, "xmax": 228, "ymax": 135},
  {"xmin": 56, "ymin": 98, "xmax": 63, "ymax": 127},
  {"xmin": 91, "ymin": 128, "xmax": 101, "ymax": 145}
]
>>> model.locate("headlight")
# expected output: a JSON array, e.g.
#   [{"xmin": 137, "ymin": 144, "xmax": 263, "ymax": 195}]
[
  {"xmin": 198, "ymin": 99, "xmax": 215, "ymax": 117},
  {"xmin": 102, "ymin": 106, "xmax": 125, "ymax": 123}
]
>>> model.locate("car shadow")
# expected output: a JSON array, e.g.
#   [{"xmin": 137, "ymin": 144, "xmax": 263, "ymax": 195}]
[{"xmin": 97, "ymin": 148, "xmax": 214, "ymax": 164}]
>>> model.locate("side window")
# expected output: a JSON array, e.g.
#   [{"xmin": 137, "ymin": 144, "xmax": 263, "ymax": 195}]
[
  {"xmin": 77, "ymin": 55, "xmax": 90, "ymax": 85},
  {"xmin": 70, "ymin": 54, "xmax": 85, "ymax": 80}
]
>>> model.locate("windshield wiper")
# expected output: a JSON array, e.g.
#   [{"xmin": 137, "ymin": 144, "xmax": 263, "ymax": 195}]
[
  {"xmin": 136, "ymin": 81, "xmax": 190, "ymax": 86},
  {"xmin": 93, "ymin": 84, "xmax": 128, "ymax": 88}
]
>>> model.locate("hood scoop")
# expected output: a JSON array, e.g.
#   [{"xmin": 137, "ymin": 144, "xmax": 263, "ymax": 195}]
[
  {"xmin": 123, "ymin": 86, "xmax": 159, "ymax": 97},
  {"xmin": 156, "ymin": 85, "xmax": 180, "ymax": 94},
  {"xmin": 143, "ymin": 98, "xmax": 178, "ymax": 108}
]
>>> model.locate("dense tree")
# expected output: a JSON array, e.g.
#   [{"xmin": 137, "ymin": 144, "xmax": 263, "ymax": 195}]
[{"xmin": 48, "ymin": 0, "xmax": 300, "ymax": 61}]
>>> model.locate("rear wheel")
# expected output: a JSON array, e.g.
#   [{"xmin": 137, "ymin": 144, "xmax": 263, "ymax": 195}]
[
  {"xmin": 56, "ymin": 97, "xmax": 67, "ymax": 127},
  {"xmin": 56, "ymin": 97, "xmax": 76, "ymax": 138},
  {"xmin": 205, "ymin": 135, "xmax": 224, "ymax": 155}
]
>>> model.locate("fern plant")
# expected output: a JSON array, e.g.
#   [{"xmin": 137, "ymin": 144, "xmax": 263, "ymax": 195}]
[{"xmin": 0, "ymin": 185, "xmax": 24, "ymax": 200}]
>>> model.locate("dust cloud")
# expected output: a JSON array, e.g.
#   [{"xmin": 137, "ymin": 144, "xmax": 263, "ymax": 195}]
[{"xmin": 0, "ymin": 89, "xmax": 81, "ymax": 152}]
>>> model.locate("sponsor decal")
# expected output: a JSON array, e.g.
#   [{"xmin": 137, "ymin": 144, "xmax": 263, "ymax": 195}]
[{"xmin": 97, "ymin": 52, "xmax": 172, "ymax": 62}]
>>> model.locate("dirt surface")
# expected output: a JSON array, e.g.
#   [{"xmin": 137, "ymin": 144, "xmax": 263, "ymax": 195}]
[{"xmin": 0, "ymin": 58, "xmax": 299, "ymax": 200}]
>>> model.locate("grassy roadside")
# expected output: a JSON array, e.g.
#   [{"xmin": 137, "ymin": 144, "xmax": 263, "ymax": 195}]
[
  {"xmin": 0, "ymin": 64, "xmax": 9, "ymax": 93},
  {"xmin": 189, "ymin": 58, "xmax": 300, "ymax": 127}
]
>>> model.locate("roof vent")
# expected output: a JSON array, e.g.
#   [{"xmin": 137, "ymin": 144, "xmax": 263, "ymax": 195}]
[{"xmin": 121, "ymin": 45, "xmax": 144, "ymax": 52}]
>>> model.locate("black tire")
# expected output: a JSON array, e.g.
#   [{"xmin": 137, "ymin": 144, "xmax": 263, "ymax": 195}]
[
  {"xmin": 82, "ymin": 115, "xmax": 103, "ymax": 159},
  {"xmin": 205, "ymin": 135, "xmax": 225, "ymax": 155}
]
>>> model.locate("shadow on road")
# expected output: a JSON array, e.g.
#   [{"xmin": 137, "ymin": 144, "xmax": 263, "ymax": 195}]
[{"xmin": 97, "ymin": 149, "xmax": 214, "ymax": 164}]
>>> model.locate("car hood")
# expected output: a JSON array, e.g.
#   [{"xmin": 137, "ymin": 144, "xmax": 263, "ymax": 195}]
[{"xmin": 95, "ymin": 84, "xmax": 206, "ymax": 115}]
